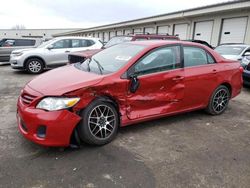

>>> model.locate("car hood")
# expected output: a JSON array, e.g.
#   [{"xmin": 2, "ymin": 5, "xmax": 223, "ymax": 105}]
[
  {"xmin": 70, "ymin": 49, "xmax": 102, "ymax": 58},
  {"xmin": 221, "ymin": 55, "xmax": 240, "ymax": 61},
  {"xmin": 12, "ymin": 48, "xmax": 35, "ymax": 54},
  {"xmin": 27, "ymin": 65, "xmax": 103, "ymax": 96}
]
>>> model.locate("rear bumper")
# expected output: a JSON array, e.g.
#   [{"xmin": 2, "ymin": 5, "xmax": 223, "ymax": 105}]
[
  {"xmin": 17, "ymin": 97, "xmax": 81, "ymax": 147},
  {"xmin": 243, "ymin": 70, "xmax": 250, "ymax": 86}
]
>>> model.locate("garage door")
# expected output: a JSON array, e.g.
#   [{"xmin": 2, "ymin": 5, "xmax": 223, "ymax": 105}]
[
  {"xmin": 110, "ymin": 31, "xmax": 116, "ymax": 39},
  {"xmin": 134, "ymin": 28, "xmax": 143, "ymax": 34},
  {"xmin": 104, "ymin": 32, "xmax": 109, "ymax": 42},
  {"xmin": 124, "ymin": 29, "xmax": 132, "ymax": 35},
  {"xmin": 116, "ymin": 30, "xmax": 123, "ymax": 36},
  {"xmin": 194, "ymin": 21, "xmax": 213, "ymax": 43},
  {"xmin": 174, "ymin": 24, "xmax": 188, "ymax": 40},
  {"xmin": 220, "ymin": 17, "xmax": 248, "ymax": 44},
  {"xmin": 157, "ymin": 25, "xmax": 170, "ymax": 35},
  {"xmin": 144, "ymin": 27, "xmax": 155, "ymax": 34}
]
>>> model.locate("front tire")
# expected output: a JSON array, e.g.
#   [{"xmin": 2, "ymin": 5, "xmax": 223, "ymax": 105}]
[
  {"xmin": 25, "ymin": 58, "xmax": 44, "ymax": 74},
  {"xmin": 77, "ymin": 99, "xmax": 119, "ymax": 145},
  {"xmin": 206, "ymin": 85, "xmax": 230, "ymax": 115}
]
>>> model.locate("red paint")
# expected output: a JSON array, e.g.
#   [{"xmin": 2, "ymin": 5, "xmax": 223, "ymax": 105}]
[{"xmin": 17, "ymin": 41, "xmax": 242, "ymax": 146}]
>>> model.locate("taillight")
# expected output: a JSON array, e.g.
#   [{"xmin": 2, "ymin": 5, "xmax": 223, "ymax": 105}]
[{"xmin": 239, "ymin": 66, "xmax": 244, "ymax": 73}]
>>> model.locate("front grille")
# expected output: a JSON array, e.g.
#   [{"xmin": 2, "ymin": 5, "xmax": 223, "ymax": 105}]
[
  {"xmin": 247, "ymin": 64, "xmax": 250, "ymax": 71},
  {"xmin": 21, "ymin": 93, "xmax": 36, "ymax": 105},
  {"xmin": 243, "ymin": 75, "xmax": 250, "ymax": 82},
  {"xmin": 68, "ymin": 55, "xmax": 86, "ymax": 64}
]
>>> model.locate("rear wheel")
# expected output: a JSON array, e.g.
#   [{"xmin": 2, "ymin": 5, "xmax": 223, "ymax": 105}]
[
  {"xmin": 206, "ymin": 85, "xmax": 230, "ymax": 115},
  {"xmin": 78, "ymin": 99, "xmax": 119, "ymax": 145},
  {"xmin": 25, "ymin": 58, "xmax": 44, "ymax": 74}
]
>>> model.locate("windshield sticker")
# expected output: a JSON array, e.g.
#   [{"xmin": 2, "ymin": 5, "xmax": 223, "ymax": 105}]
[
  {"xmin": 233, "ymin": 48, "xmax": 242, "ymax": 50},
  {"xmin": 115, "ymin": 56, "xmax": 132, "ymax": 61}
]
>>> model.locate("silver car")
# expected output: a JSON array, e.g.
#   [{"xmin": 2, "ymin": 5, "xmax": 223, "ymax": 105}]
[
  {"xmin": 0, "ymin": 38, "xmax": 42, "ymax": 64},
  {"xmin": 214, "ymin": 44, "xmax": 250, "ymax": 62},
  {"xmin": 10, "ymin": 37, "xmax": 103, "ymax": 73}
]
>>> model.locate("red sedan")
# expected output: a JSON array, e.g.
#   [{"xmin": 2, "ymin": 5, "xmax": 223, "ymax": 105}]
[{"xmin": 17, "ymin": 41, "xmax": 243, "ymax": 147}]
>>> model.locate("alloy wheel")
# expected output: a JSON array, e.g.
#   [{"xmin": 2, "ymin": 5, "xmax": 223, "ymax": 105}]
[
  {"xmin": 212, "ymin": 88, "xmax": 229, "ymax": 113},
  {"xmin": 28, "ymin": 61, "xmax": 42, "ymax": 73},
  {"xmin": 88, "ymin": 105, "xmax": 116, "ymax": 139}
]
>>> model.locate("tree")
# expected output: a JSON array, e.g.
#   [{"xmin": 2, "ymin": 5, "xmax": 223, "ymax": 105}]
[{"xmin": 11, "ymin": 25, "xmax": 26, "ymax": 30}]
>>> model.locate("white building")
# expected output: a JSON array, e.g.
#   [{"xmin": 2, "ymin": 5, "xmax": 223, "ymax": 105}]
[
  {"xmin": 54, "ymin": 0, "xmax": 250, "ymax": 47},
  {"xmin": 0, "ymin": 28, "xmax": 79, "ymax": 40}
]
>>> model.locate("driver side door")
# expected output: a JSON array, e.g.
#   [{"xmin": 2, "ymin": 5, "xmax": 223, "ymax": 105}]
[{"xmin": 126, "ymin": 45, "xmax": 185, "ymax": 120}]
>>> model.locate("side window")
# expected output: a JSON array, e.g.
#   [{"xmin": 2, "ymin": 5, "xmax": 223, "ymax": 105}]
[
  {"xmin": 86, "ymin": 40, "xmax": 95, "ymax": 46},
  {"xmin": 133, "ymin": 46, "xmax": 181, "ymax": 76},
  {"xmin": 15, "ymin": 39, "xmax": 35, "ymax": 46},
  {"xmin": 2, "ymin": 39, "xmax": 15, "ymax": 47},
  {"xmin": 52, "ymin": 39, "xmax": 71, "ymax": 49},
  {"xmin": 72, "ymin": 39, "xmax": 81, "ymax": 48},
  {"xmin": 184, "ymin": 46, "xmax": 214, "ymax": 67}
]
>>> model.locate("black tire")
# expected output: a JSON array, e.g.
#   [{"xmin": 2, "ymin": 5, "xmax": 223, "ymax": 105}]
[
  {"xmin": 77, "ymin": 99, "xmax": 119, "ymax": 145},
  {"xmin": 25, "ymin": 58, "xmax": 44, "ymax": 74},
  {"xmin": 206, "ymin": 85, "xmax": 230, "ymax": 115}
]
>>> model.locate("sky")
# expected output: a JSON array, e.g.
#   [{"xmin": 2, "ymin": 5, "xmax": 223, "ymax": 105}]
[{"xmin": 0, "ymin": 0, "xmax": 233, "ymax": 29}]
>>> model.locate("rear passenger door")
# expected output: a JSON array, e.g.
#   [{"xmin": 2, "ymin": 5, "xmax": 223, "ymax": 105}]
[{"xmin": 182, "ymin": 46, "xmax": 218, "ymax": 109}]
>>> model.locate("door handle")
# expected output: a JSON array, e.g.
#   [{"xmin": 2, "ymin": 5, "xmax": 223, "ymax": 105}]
[
  {"xmin": 172, "ymin": 76, "xmax": 184, "ymax": 81},
  {"xmin": 65, "ymin": 50, "xmax": 70, "ymax": 53},
  {"xmin": 212, "ymin": 69, "xmax": 217, "ymax": 74}
]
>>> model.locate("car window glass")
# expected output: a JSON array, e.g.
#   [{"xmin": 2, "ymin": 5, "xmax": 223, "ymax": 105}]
[
  {"xmin": 184, "ymin": 46, "xmax": 211, "ymax": 67},
  {"xmin": 15, "ymin": 39, "xmax": 35, "ymax": 46},
  {"xmin": 72, "ymin": 39, "xmax": 81, "ymax": 48},
  {"xmin": 134, "ymin": 46, "xmax": 181, "ymax": 76},
  {"xmin": 86, "ymin": 40, "xmax": 95, "ymax": 47},
  {"xmin": 52, "ymin": 39, "xmax": 71, "ymax": 49},
  {"xmin": 2, "ymin": 39, "xmax": 15, "ymax": 47}
]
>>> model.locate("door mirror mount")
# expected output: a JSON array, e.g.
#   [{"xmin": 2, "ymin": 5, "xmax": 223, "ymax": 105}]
[
  {"xmin": 129, "ymin": 74, "xmax": 140, "ymax": 93},
  {"xmin": 47, "ymin": 45, "xmax": 53, "ymax": 50}
]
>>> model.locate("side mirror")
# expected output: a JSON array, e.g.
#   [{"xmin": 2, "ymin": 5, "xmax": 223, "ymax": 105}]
[
  {"xmin": 129, "ymin": 74, "xmax": 140, "ymax": 93},
  {"xmin": 243, "ymin": 52, "xmax": 250, "ymax": 56},
  {"xmin": 47, "ymin": 45, "xmax": 53, "ymax": 50}
]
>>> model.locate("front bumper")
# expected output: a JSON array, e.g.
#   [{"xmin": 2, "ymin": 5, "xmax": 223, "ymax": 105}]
[
  {"xmin": 10, "ymin": 55, "xmax": 25, "ymax": 69},
  {"xmin": 17, "ymin": 95, "xmax": 81, "ymax": 147},
  {"xmin": 243, "ymin": 70, "xmax": 250, "ymax": 86}
]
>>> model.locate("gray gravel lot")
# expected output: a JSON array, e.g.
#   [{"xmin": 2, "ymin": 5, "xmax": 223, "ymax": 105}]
[{"xmin": 0, "ymin": 65, "xmax": 250, "ymax": 188}]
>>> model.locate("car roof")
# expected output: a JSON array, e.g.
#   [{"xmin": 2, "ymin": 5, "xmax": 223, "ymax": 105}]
[
  {"xmin": 217, "ymin": 44, "xmax": 250, "ymax": 48},
  {"xmin": 54, "ymin": 36, "xmax": 100, "ymax": 40},
  {"xmin": 126, "ymin": 40, "xmax": 206, "ymax": 48}
]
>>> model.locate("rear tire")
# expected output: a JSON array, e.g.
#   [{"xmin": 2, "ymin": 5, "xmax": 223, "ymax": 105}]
[
  {"xmin": 206, "ymin": 85, "xmax": 230, "ymax": 115},
  {"xmin": 77, "ymin": 99, "xmax": 119, "ymax": 145},
  {"xmin": 25, "ymin": 58, "xmax": 44, "ymax": 74}
]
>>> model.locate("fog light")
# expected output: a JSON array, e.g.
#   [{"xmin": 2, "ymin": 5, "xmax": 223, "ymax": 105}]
[{"xmin": 37, "ymin": 126, "xmax": 46, "ymax": 138}]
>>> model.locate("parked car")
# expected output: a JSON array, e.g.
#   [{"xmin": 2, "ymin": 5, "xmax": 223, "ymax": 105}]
[
  {"xmin": 214, "ymin": 44, "xmax": 250, "ymax": 62},
  {"xmin": 68, "ymin": 33, "xmax": 179, "ymax": 64},
  {"xmin": 0, "ymin": 38, "xmax": 42, "ymax": 64},
  {"xmin": 242, "ymin": 56, "xmax": 250, "ymax": 86},
  {"xmin": 17, "ymin": 40, "xmax": 243, "ymax": 147},
  {"xmin": 10, "ymin": 37, "xmax": 103, "ymax": 73},
  {"xmin": 184, "ymin": 40, "xmax": 214, "ymax": 49}
]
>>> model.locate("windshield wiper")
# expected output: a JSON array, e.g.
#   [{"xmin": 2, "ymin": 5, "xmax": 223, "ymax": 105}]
[{"xmin": 92, "ymin": 58, "xmax": 104, "ymax": 75}]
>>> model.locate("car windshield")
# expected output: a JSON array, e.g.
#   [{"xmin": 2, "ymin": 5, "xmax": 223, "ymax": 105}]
[
  {"xmin": 78, "ymin": 43, "xmax": 145, "ymax": 74},
  {"xmin": 37, "ymin": 39, "xmax": 55, "ymax": 48},
  {"xmin": 215, "ymin": 46, "xmax": 245, "ymax": 55},
  {"xmin": 104, "ymin": 36, "xmax": 133, "ymax": 48}
]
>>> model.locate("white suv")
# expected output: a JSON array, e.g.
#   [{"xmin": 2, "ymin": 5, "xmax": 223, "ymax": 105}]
[{"xmin": 10, "ymin": 37, "xmax": 103, "ymax": 73}]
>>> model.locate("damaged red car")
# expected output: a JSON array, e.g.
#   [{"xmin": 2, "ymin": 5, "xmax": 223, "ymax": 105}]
[{"xmin": 17, "ymin": 40, "xmax": 243, "ymax": 147}]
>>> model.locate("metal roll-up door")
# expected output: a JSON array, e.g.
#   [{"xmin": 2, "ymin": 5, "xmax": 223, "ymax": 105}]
[
  {"xmin": 174, "ymin": 24, "xmax": 188, "ymax": 40},
  {"xmin": 194, "ymin": 21, "xmax": 213, "ymax": 43},
  {"xmin": 220, "ymin": 17, "xmax": 248, "ymax": 44}
]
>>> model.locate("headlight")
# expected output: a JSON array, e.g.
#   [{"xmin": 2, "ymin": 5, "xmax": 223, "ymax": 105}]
[
  {"xmin": 12, "ymin": 52, "xmax": 23, "ymax": 56},
  {"xmin": 36, "ymin": 97, "xmax": 80, "ymax": 111}
]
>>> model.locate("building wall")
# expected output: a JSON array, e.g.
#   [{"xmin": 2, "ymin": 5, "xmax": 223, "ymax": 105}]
[
  {"xmin": 0, "ymin": 29, "xmax": 78, "ymax": 40},
  {"xmin": 55, "ymin": 4, "xmax": 250, "ymax": 47}
]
